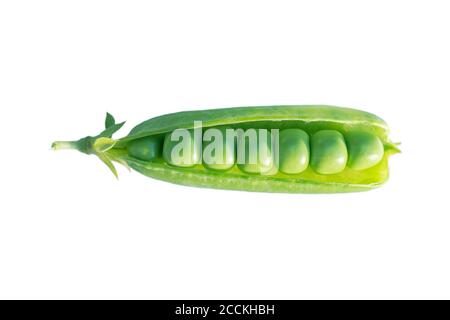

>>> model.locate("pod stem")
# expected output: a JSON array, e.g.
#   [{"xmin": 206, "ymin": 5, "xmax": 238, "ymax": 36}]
[
  {"xmin": 51, "ymin": 140, "xmax": 79, "ymax": 151},
  {"xmin": 51, "ymin": 113, "xmax": 126, "ymax": 178},
  {"xmin": 51, "ymin": 137, "xmax": 121, "ymax": 178},
  {"xmin": 51, "ymin": 137, "xmax": 93, "ymax": 154}
]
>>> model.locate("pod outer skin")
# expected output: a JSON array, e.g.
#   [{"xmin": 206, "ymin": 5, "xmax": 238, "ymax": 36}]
[
  {"xmin": 106, "ymin": 105, "xmax": 397, "ymax": 193},
  {"xmin": 119, "ymin": 155, "xmax": 387, "ymax": 194},
  {"xmin": 119, "ymin": 105, "xmax": 390, "ymax": 144}
]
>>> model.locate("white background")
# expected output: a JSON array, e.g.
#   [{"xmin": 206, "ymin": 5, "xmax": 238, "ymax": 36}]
[{"xmin": 1, "ymin": 1, "xmax": 449, "ymax": 299}]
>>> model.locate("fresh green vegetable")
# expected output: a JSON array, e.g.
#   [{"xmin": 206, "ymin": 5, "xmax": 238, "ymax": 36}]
[
  {"xmin": 163, "ymin": 130, "xmax": 201, "ymax": 167},
  {"xmin": 51, "ymin": 105, "xmax": 400, "ymax": 193},
  {"xmin": 279, "ymin": 129, "xmax": 310, "ymax": 175},
  {"xmin": 127, "ymin": 136, "xmax": 162, "ymax": 161},
  {"xmin": 202, "ymin": 128, "xmax": 236, "ymax": 171},
  {"xmin": 310, "ymin": 130, "xmax": 348, "ymax": 175},
  {"xmin": 237, "ymin": 129, "xmax": 275, "ymax": 175},
  {"xmin": 345, "ymin": 131, "xmax": 384, "ymax": 171}
]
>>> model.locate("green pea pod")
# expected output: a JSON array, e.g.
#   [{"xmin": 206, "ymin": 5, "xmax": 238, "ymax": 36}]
[{"xmin": 52, "ymin": 105, "xmax": 400, "ymax": 193}]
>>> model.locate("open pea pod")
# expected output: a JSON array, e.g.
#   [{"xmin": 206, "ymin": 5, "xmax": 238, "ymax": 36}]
[{"xmin": 52, "ymin": 105, "xmax": 399, "ymax": 193}]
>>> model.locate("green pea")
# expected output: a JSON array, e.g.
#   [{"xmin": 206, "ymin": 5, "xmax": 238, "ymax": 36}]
[
  {"xmin": 279, "ymin": 129, "xmax": 310, "ymax": 174},
  {"xmin": 310, "ymin": 130, "xmax": 348, "ymax": 174},
  {"xmin": 202, "ymin": 128, "xmax": 236, "ymax": 171},
  {"xmin": 127, "ymin": 136, "xmax": 162, "ymax": 161},
  {"xmin": 163, "ymin": 129, "xmax": 201, "ymax": 167},
  {"xmin": 346, "ymin": 131, "xmax": 384, "ymax": 171},
  {"xmin": 237, "ymin": 129, "xmax": 275, "ymax": 174}
]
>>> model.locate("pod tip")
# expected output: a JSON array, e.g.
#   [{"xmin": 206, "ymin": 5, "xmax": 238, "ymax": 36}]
[{"xmin": 385, "ymin": 141, "xmax": 401, "ymax": 155}]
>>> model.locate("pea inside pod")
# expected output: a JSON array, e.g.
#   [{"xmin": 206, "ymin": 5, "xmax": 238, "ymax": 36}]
[
  {"xmin": 278, "ymin": 129, "xmax": 310, "ymax": 175},
  {"xmin": 51, "ymin": 105, "xmax": 400, "ymax": 193},
  {"xmin": 202, "ymin": 128, "xmax": 236, "ymax": 171},
  {"xmin": 345, "ymin": 131, "xmax": 384, "ymax": 171},
  {"xmin": 237, "ymin": 129, "xmax": 275, "ymax": 174},
  {"xmin": 310, "ymin": 130, "xmax": 348, "ymax": 175},
  {"xmin": 127, "ymin": 136, "xmax": 163, "ymax": 161},
  {"xmin": 163, "ymin": 129, "xmax": 201, "ymax": 167}
]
